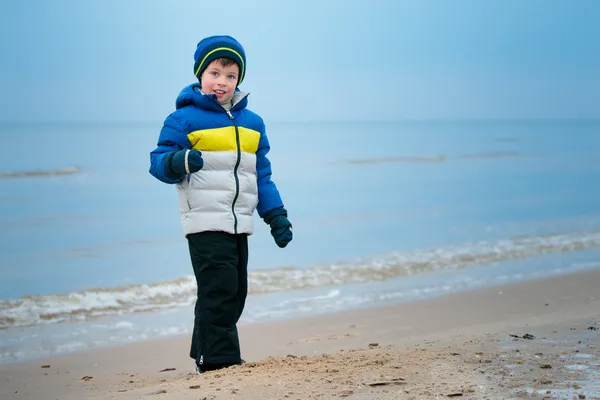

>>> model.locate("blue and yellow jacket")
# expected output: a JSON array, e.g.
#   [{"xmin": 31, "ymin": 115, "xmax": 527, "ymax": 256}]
[{"xmin": 149, "ymin": 83, "xmax": 284, "ymax": 236}]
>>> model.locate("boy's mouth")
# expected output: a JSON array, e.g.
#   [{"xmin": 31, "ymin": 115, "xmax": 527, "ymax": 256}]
[{"xmin": 214, "ymin": 89, "xmax": 226, "ymax": 95}]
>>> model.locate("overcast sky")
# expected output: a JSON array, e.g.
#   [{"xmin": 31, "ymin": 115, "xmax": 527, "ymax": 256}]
[{"xmin": 1, "ymin": 0, "xmax": 598, "ymax": 122}]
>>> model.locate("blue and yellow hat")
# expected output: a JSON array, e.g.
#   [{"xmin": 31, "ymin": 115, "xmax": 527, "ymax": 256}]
[{"xmin": 193, "ymin": 35, "xmax": 246, "ymax": 86}]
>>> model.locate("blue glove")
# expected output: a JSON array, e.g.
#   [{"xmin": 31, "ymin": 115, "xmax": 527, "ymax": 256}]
[
  {"xmin": 167, "ymin": 149, "xmax": 204, "ymax": 177},
  {"xmin": 264, "ymin": 208, "xmax": 293, "ymax": 248}
]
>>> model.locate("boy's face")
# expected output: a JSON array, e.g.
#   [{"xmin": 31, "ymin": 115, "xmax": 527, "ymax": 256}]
[{"xmin": 200, "ymin": 60, "xmax": 239, "ymax": 104}]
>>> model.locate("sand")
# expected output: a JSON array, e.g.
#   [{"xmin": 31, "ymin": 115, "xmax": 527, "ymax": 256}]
[{"xmin": 1, "ymin": 270, "xmax": 599, "ymax": 400}]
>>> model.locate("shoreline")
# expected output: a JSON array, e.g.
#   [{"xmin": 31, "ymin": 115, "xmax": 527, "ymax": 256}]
[
  {"xmin": 3, "ymin": 247, "xmax": 600, "ymax": 364},
  {"xmin": 1, "ymin": 269, "xmax": 599, "ymax": 399}
]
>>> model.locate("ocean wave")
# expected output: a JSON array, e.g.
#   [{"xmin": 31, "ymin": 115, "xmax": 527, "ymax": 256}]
[
  {"xmin": 2, "ymin": 230, "xmax": 600, "ymax": 329},
  {"xmin": 346, "ymin": 155, "xmax": 446, "ymax": 164},
  {"xmin": 457, "ymin": 151, "xmax": 522, "ymax": 159},
  {"xmin": 342, "ymin": 151, "xmax": 523, "ymax": 165},
  {"xmin": 0, "ymin": 166, "xmax": 79, "ymax": 178}
]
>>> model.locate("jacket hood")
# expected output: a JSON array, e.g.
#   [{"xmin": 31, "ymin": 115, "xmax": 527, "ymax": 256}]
[{"xmin": 175, "ymin": 83, "xmax": 249, "ymax": 112}]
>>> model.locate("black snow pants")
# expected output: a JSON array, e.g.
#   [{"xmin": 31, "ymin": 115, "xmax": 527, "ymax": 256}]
[{"xmin": 187, "ymin": 231, "xmax": 248, "ymax": 369}]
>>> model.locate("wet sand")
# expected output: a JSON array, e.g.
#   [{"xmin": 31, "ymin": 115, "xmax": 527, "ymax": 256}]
[{"xmin": 1, "ymin": 270, "xmax": 599, "ymax": 399}]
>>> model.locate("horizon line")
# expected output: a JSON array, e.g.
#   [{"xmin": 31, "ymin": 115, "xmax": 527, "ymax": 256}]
[{"xmin": 1, "ymin": 117, "xmax": 599, "ymax": 125}]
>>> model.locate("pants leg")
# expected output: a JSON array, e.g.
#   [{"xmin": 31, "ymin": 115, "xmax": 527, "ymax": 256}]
[
  {"xmin": 236, "ymin": 234, "xmax": 249, "ymax": 322},
  {"xmin": 188, "ymin": 231, "xmax": 243, "ymax": 367}
]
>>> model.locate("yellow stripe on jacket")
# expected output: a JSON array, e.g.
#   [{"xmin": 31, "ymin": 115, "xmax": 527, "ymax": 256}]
[{"xmin": 187, "ymin": 127, "xmax": 260, "ymax": 154}]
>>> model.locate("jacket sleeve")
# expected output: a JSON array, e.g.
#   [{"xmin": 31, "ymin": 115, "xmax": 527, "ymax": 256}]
[
  {"xmin": 149, "ymin": 114, "xmax": 191, "ymax": 184},
  {"xmin": 256, "ymin": 121, "xmax": 284, "ymax": 218}
]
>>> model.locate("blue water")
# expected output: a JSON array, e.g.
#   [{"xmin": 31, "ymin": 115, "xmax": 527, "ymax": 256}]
[
  {"xmin": 1, "ymin": 120, "xmax": 599, "ymax": 300},
  {"xmin": 1, "ymin": 119, "xmax": 600, "ymax": 362}
]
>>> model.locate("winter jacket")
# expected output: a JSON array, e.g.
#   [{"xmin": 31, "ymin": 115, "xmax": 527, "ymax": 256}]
[{"xmin": 149, "ymin": 83, "xmax": 284, "ymax": 236}]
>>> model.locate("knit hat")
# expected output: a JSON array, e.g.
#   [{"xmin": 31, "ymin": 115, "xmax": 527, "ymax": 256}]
[{"xmin": 193, "ymin": 35, "xmax": 246, "ymax": 86}]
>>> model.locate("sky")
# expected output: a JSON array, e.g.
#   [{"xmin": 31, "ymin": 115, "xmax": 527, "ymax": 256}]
[{"xmin": 0, "ymin": 0, "xmax": 599, "ymax": 122}]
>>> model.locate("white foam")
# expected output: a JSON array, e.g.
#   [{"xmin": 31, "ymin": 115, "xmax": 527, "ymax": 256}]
[
  {"xmin": 54, "ymin": 342, "xmax": 85, "ymax": 354},
  {"xmin": 2, "ymin": 230, "xmax": 600, "ymax": 330},
  {"xmin": 566, "ymin": 364, "xmax": 589, "ymax": 371}
]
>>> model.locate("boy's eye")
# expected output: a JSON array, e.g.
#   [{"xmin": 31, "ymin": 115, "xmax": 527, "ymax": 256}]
[
  {"xmin": 228, "ymin": 75, "xmax": 236, "ymax": 80},
  {"xmin": 210, "ymin": 71, "xmax": 218, "ymax": 76}
]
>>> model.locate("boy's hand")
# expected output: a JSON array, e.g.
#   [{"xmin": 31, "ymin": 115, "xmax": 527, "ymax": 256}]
[
  {"xmin": 270, "ymin": 215, "xmax": 293, "ymax": 248},
  {"xmin": 169, "ymin": 149, "xmax": 204, "ymax": 175},
  {"xmin": 264, "ymin": 208, "xmax": 293, "ymax": 248}
]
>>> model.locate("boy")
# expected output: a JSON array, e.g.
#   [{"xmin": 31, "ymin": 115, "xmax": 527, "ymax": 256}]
[{"xmin": 149, "ymin": 35, "xmax": 293, "ymax": 373}]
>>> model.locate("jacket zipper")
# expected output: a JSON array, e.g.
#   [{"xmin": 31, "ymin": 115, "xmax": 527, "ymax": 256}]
[{"xmin": 226, "ymin": 110, "xmax": 241, "ymax": 234}]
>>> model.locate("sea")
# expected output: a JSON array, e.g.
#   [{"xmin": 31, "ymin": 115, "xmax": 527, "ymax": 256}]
[{"xmin": 1, "ymin": 119, "xmax": 599, "ymax": 364}]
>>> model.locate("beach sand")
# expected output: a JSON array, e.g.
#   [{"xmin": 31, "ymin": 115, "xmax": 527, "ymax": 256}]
[{"xmin": 1, "ymin": 270, "xmax": 599, "ymax": 400}]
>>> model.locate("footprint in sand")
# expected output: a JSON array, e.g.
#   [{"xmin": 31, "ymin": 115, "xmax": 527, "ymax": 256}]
[
  {"xmin": 327, "ymin": 333, "xmax": 356, "ymax": 340},
  {"xmin": 298, "ymin": 337, "xmax": 322, "ymax": 343},
  {"xmin": 296, "ymin": 333, "xmax": 357, "ymax": 344}
]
